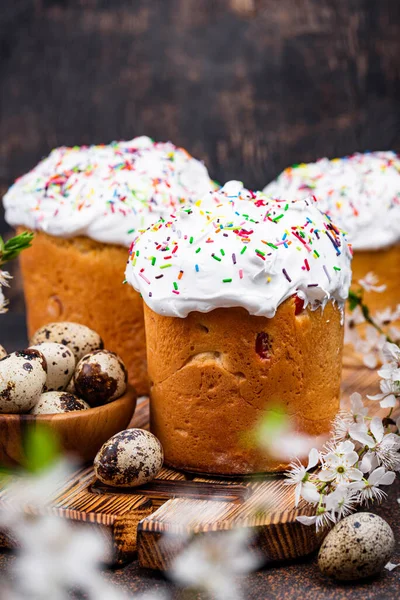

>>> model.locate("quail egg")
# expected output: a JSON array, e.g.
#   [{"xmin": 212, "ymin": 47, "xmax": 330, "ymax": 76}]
[
  {"xmin": 65, "ymin": 377, "xmax": 76, "ymax": 394},
  {"xmin": 30, "ymin": 322, "xmax": 104, "ymax": 362},
  {"xmin": 0, "ymin": 345, "xmax": 7, "ymax": 360},
  {"xmin": 94, "ymin": 429, "xmax": 164, "ymax": 487},
  {"xmin": 29, "ymin": 343, "xmax": 75, "ymax": 391},
  {"xmin": 31, "ymin": 391, "xmax": 90, "ymax": 415},
  {"xmin": 318, "ymin": 512, "xmax": 395, "ymax": 580},
  {"xmin": 0, "ymin": 349, "xmax": 47, "ymax": 413},
  {"xmin": 74, "ymin": 350, "xmax": 127, "ymax": 407}
]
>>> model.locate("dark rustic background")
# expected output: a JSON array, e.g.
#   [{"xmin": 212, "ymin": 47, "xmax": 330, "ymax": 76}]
[{"xmin": 1, "ymin": 0, "xmax": 400, "ymax": 311}]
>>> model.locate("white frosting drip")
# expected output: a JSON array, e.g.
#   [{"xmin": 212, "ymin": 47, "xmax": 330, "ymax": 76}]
[
  {"xmin": 125, "ymin": 181, "xmax": 352, "ymax": 318},
  {"xmin": 3, "ymin": 136, "xmax": 214, "ymax": 247},
  {"xmin": 263, "ymin": 151, "xmax": 400, "ymax": 251}
]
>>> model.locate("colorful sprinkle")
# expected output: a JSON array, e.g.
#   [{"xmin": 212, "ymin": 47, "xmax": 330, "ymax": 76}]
[{"xmin": 126, "ymin": 181, "xmax": 351, "ymax": 318}]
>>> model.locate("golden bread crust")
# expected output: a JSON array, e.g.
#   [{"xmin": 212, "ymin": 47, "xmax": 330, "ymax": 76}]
[
  {"xmin": 17, "ymin": 228, "xmax": 148, "ymax": 396},
  {"xmin": 145, "ymin": 299, "xmax": 344, "ymax": 475}
]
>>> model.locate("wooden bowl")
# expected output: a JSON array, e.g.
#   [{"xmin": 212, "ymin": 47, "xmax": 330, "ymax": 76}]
[{"xmin": 0, "ymin": 386, "xmax": 137, "ymax": 467}]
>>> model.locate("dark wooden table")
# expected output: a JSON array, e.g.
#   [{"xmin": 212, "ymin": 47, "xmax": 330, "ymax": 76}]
[{"xmin": 1, "ymin": 314, "xmax": 399, "ymax": 599}]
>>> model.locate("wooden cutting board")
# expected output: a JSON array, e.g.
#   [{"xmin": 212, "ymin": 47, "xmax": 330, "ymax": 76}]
[{"xmin": 0, "ymin": 365, "xmax": 380, "ymax": 570}]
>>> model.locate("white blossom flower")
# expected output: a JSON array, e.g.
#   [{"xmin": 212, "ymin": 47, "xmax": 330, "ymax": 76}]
[
  {"xmin": 0, "ymin": 460, "xmax": 159, "ymax": 600},
  {"xmin": 319, "ymin": 441, "xmax": 363, "ymax": 484},
  {"xmin": 0, "ymin": 459, "xmax": 76, "ymax": 520},
  {"xmin": 349, "ymin": 392, "xmax": 369, "ymax": 420},
  {"xmin": 0, "ymin": 270, "xmax": 11, "ymax": 314},
  {"xmin": 345, "ymin": 307, "xmax": 400, "ymax": 370},
  {"xmin": 371, "ymin": 416, "xmax": 400, "ymax": 448},
  {"xmin": 367, "ymin": 378, "xmax": 400, "ymax": 408},
  {"xmin": 344, "ymin": 306, "xmax": 364, "ymax": 347},
  {"xmin": 351, "ymin": 466, "xmax": 396, "ymax": 503},
  {"xmin": 10, "ymin": 515, "xmax": 110, "ymax": 599},
  {"xmin": 0, "ymin": 270, "xmax": 11, "ymax": 287},
  {"xmin": 349, "ymin": 417, "xmax": 400, "ymax": 470},
  {"xmin": 357, "ymin": 326, "xmax": 387, "ymax": 369},
  {"xmin": 371, "ymin": 421, "xmax": 400, "ymax": 471},
  {"xmin": 389, "ymin": 325, "xmax": 400, "ymax": 346},
  {"xmin": 0, "ymin": 287, "xmax": 8, "ymax": 314},
  {"xmin": 349, "ymin": 418, "xmax": 376, "ymax": 446},
  {"xmin": 345, "ymin": 319, "xmax": 387, "ymax": 369},
  {"xmin": 290, "ymin": 356, "xmax": 400, "ymax": 531},
  {"xmin": 169, "ymin": 528, "xmax": 260, "ymax": 600},
  {"xmin": 382, "ymin": 341, "xmax": 400, "ymax": 363},
  {"xmin": 325, "ymin": 484, "xmax": 358, "ymax": 520},
  {"xmin": 332, "ymin": 395, "xmax": 368, "ymax": 443},
  {"xmin": 358, "ymin": 272, "xmax": 387, "ymax": 293},
  {"xmin": 331, "ymin": 413, "xmax": 354, "ymax": 443},
  {"xmin": 378, "ymin": 341, "xmax": 400, "ymax": 381},
  {"xmin": 298, "ymin": 480, "xmax": 321, "ymax": 505},
  {"xmin": 359, "ymin": 451, "xmax": 379, "ymax": 474},
  {"xmin": 285, "ymin": 448, "xmax": 320, "ymax": 506},
  {"xmin": 296, "ymin": 508, "xmax": 335, "ymax": 531},
  {"xmin": 346, "ymin": 304, "xmax": 365, "ymax": 325},
  {"xmin": 375, "ymin": 305, "xmax": 400, "ymax": 329}
]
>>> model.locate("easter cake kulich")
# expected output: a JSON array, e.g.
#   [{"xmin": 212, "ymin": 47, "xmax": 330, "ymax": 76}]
[
  {"xmin": 264, "ymin": 151, "xmax": 400, "ymax": 314},
  {"xmin": 126, "ymin": 182, "xmax": 352, "ymax": 474},
  {"xmin": 3, "ymin": 136, "xmax": 215, "ymax": 395}
]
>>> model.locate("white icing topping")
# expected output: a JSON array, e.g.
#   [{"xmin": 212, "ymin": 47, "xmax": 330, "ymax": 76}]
[
  {"xmin": 125, "ymin": 181, "xmax": 352, "ymax": 318},
  {"xmin": 263, "ymin": 151, "xmax": 400, "ymax": 251},
  {"xmin": 3, "ymin": 136, "xmax": 214, "ymax": 247}
]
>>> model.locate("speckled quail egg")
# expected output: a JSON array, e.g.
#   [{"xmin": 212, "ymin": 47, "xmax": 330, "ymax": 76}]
[
  {"xmin": 29, "ymin": 343, "xmax": 75, "ymax": 392},
  {"xmin": 0, "ymin": 349, "xmax": 47, "ymax": 413},
  {"xmin": 74, "ymin": 350, "xmax": 127, "ymax": 407},
  {"xmin": 94, "ymin": 429, "xmax": 164, "ymax": 487},
  {"xmin": 30, "ymin": 322, "xmax": 104, "ymax": 363},
  {"xmin": 31, "ymin": 391, "xmax": 90, "ymax": 415},
  {"xmin": 318, "ymin": 513, "xmax": 395, "ymax": 581},
  {"xmin": 0, "ymin": 345, "xmax": 7, "ymax": 360},
  {"xmin": 65, "ymin": 377, "xmax": 76, "ymax": 394}
]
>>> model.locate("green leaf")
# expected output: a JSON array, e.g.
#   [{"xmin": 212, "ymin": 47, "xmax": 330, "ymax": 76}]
[
  {"xmin": 347, "ymin": 290, "xmax": 361, "ymax": 312},
  {"xmin": 0, "ymin": 231, "xmax": 34, "ymax": 265},
  {"xmin": 361, "ymin": 303, "xmax": 371, "ymax": 322},
  {"xmin": 22, "ymin": 424, "xmax": 60, "ymax": 474}
]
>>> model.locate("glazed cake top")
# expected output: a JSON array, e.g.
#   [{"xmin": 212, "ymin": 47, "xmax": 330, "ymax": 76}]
[
  {"xmin": 263, "ymin": 151, "xmax": 400, "ymax": 251},
  {"xmin": 125, "ymin": 181, "xmax": 352, "ymax": 318},
  {"xmin": 3, "ymin": 136, "xmax": 214, "ymax": 247}
]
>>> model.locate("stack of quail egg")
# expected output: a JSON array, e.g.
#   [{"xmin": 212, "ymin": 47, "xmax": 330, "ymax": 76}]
[{"xmin": 0, "ymin": 322, "xmax": 128, "ymax": 415}]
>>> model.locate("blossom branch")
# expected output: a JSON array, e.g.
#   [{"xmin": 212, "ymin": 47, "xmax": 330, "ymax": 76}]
[
  {"xmin": 348, "ymin": 288, "xmax": 395, "ymax": 345},
  {"xmin": 345, "ymin": 272, "xmax": 400, "ymax": 368},
  {"xmin": 286, "ymin": 340, "xmax": 400, "ymax": 530}
]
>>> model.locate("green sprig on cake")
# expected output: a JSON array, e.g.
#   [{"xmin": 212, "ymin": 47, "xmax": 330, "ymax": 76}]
[
  {"xmin": 0, "ymin": 231, "xmax": 33, "ymax": 266},
  {"xmin": 0, "ymin": 230, "xmax": 34, "ymax": 313}
]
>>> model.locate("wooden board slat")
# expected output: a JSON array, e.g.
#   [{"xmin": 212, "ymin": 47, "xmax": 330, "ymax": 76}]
[{"xmin": 0, "ymin": 366, "xmax": 381, "ymax": 568}]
